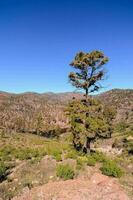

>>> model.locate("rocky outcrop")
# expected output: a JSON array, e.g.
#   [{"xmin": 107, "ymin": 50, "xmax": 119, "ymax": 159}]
[{"xmin": 13, "ymin": 172, "xmax": 130, "ymax": 200}]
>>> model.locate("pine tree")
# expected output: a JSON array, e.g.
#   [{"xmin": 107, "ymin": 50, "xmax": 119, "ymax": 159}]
[
  {"xmin": 68, "ymin": 50, "xmax": 115, "ymax": 153},
  {"xmin": 67, "ymin": 98, "xmax": 115, "ymax": 153},
  {"xmin": 69, "ymin": 50, "xmax": 108, "ymax": 98}
]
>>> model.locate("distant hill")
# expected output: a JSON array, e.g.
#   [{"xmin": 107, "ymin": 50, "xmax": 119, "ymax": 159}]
[
  {"xmin": 0, "ymin": 89, "xmax": 132, "ymax": 133},
  {"xmin": 97, "ymin": 89, "xmax": 133, "ymax": 123}
]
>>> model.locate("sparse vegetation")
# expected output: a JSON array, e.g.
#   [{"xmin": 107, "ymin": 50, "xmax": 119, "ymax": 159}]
[
  {"xmin": 100, "ymin": 160, "xmax": 123, "ymax": 178},
  {"xmin": 92, "ymin": 151, "xmax": 107, "ymax": 163},
  {"xmin": 65, "ymin": 149, "xmax": 78, "ymax": 159},
  {"xmin": 0, "ymin": 162, "xmax": 8, "ymax": 182},
  {"xmin": 56, "ymin": 164, "xmax": 75, "ymax": 180},
  {"xmin": 76, "ymin": 156, "xmax": 88, "ymax": 167},
  {"xmin": 0, "ymin": 88, "xmax": 132, "ymax": 199},
  {"xmin": 51, "ymin": 149, "xmax": 62, "ymax": 161},
  {"xmin": 86, "ymin": 156, "xmax": 96, "ymax": 166},
  {"xmin": 115, "ymin": 121, "xmax": 129, "ymax": 132}
]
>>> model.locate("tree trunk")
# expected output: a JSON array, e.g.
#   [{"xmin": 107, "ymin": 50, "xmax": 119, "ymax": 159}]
[
  {"xmin": 83, "ymin": 137, "xmax": 91, "ymax": 154},
  {"xmin": 85, "ymin": 88, "xmax": 88, "ymax": 100}
]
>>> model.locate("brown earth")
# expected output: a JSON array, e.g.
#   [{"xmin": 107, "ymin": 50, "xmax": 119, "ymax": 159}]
[
  {"xmin": 0, "ymin": 89, "xmax": 132, "ymax": 134},
  {"xmin": 13, "ymin": 172, "xmax": 130, "ymax": 200}
]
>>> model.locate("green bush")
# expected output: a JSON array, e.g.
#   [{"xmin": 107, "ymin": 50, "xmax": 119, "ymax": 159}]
[
  {"xmin": 56, "ymin": 164, "xmax": 75, "ymax": 180},
  {"xmin": 92, "ymin": 151, "xmax": 107, "ymax": 163},
  {"xmin": 77, "ymin": 156, "xmax": 88, "ymax": 164},
  {"xmin": 0, "ymin": 145, "xmax": 14, "ymax": 161},
  {"xmin": 0, "ymin": 162, "xmax": 8, "ymax": 182},
  {"xmin": 115, "ymin": 121, "xmax": 128, "ymax": 132},
  {"xmin": 65, "ymin": 150, "xmax": 77, "ymax": 159},
  {"xmin": 86, "ymin": 156, "xmax": 96, "ymax": 166},
  {"xmin": 100, "ymin": 160, "xmax": 123, "ymax": 178},
  {"xmin": 76, "ymin": 156, "xmax": 88, "ymax": 170},
  {"xmin": 14, "ymin": 148, "xmax": 40, "ymax": 160},
  {"xmin": 76, "ymin": 155, "xmax": 96, "ymax": 168},
  {"xmin": 49, "ymin": 149, "xmax": 62, "ymax": 161},
  {"xmin": 53, "ymin": 152, "xmax": 62, "ymax": 161}
]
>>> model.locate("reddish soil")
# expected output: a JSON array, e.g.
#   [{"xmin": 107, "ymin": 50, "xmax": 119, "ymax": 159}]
[{"xmin": 13, "ymin": 172, "xmax": 130, "ymax": 200}]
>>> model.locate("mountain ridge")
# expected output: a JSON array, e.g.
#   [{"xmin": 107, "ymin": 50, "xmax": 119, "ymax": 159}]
[{"xmin": 0, "ymin": 89, "xmax": 132, "ymax": 133}]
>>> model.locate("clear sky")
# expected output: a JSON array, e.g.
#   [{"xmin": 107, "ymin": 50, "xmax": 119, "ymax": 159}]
[{"xmin": 0, "ymin": 0, "xmax": 133, "ymax": 93}]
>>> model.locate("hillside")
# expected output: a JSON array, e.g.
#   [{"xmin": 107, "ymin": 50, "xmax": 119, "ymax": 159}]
[
  {"xmin": 0, "ymin": 89, "xmax": 132, "ymax": 134},
  {"xmin": 0, "ymin": 132, "xmax": 132, "ymax": 200},
  {"xmin": 0, "ymin": 89, "xmax": 132, "ymax": 199},
  {"xmin": 97, "ymin": 89, "xmax": 133, "ymax": 123}
]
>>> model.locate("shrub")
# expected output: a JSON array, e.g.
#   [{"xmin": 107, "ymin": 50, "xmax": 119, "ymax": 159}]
[
  {"xmin": 0, "ymin": 162, "xmax": 8, "ymax": 182},
  {"xmin": 77, "ymin": 156, "xmax": 88, "ymax": 164},
  {"xmin": 65, "ymin": 150, "xmax": 77, "ymax": 159},
  {"xmin": 92, "ymin": 151, "xmax": 107, "ymax": 163},
  {"xmin": 115, "ymin": 121, "xmax": 128, "ymax": 132},
  {"xmin": 14, "ymin": 148, "xmax": 40, "ymax": 160},
  {"xmin": 0, "ymin": 145, "xmax": 14, "ymax": 161},
  {"xmin": 53, "ymin": 152, "xmax": 62, "ymax": 162},
  {"xmin": 49, "ymin": 149, "xmax": 62, "ymax": 161},
  {"xmin": 76, "ymin": 155, "xmax": 96, "ymax": 168},
  {"xmin": 100, "ymin": 160, "xmax": 123, "ymax": 178},
  {"xmin": 86, "ymin": 156, "xmax": 96, "ymax": 166},
  {"xmin": 56, "ymin": 164, "xmax": 75, "ymax": 180},
  {"xmin": 76, "ymin": 156, "xmax": 88, "ymax": 170}
]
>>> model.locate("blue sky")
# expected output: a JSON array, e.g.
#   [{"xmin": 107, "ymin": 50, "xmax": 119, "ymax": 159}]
[{"xmin": 0, "ymin": 0, "xmax": 133, "ymax": 93}]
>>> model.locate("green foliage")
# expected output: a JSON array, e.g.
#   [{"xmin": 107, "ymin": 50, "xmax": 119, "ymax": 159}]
[
  {"xmin": 92, "ymin": 151, "xmax": 107, "ymax": 163},
  {"xmin": 77, "ymin": 156, "xmax": 88, "ymax": 165},
  {"xmin": 14, "ymin": 148, "xmax": 41, "ymax": 160},
  {"xmin": 103, "ymin": 106, "xmax": 116, "ymax": 123},
  {"xmin": 56, "ymin": 164, "xmax": 75, "ymax": 180},
  {"xmin": 67, "ymin": 98, "xmax": 114, "ymax": 152},
  {"xmin": 113, "ymin": 134, "xmax": 133, "ymax": 156},
  {"xmin": 65, "ymin": 149, "xmax": 78, "ymax": 159},
  {"xmin": 76, "ymin": 152, "xmax": 108, "ymax": 169},
  {"xmin": 69, "ymin": 50, "xmax": 108, "ymax": 96},
  {"xmin": 115, "ymin": 121, "xmax": 128, "ymax": 132},
  {"xmin": 0, "ymin": 145, "xmax": 14, "ymax": 161},
  {"xmin": 0, "ymin": 144, "xmax": 47, "ymax": 162},
  {"xmin": 0, "ymin": 162, "xmax": 8, "ymax": 182},
  {"xmin": 52, "ymin": 150, "xmax": 62, "ymax": 161},
  {"xmin": 100, "ymin": 160, "xmax": 123, "ymax": 178},
  {"xmin": 76, "ymin": 154, "xmax": 96, "ymax": 168},
  {"xmin": 86, "ymin": 156, "xmax": 96, "ymax": 166},
  {"xmin": 47, "ymin": 146, "xmax": 62, "ymax": 161},
  {"xmin": 0, "ymin": 134, "xmax": 67, "ymax": 162}
]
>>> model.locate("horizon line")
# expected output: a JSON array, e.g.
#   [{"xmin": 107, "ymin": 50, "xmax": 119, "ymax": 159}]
[{"xmin": 0, "ymin": 87, "xmax": 133, "ymax": 95}]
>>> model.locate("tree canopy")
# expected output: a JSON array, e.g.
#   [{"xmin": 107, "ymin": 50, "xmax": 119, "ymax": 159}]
[
  {"xmin": 67, "ymin": 98, "xmax": 115, "ymax": 153},
  {"xmin": 69, "ymin": 50, "xmax": 109, "ymax": 98}
]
